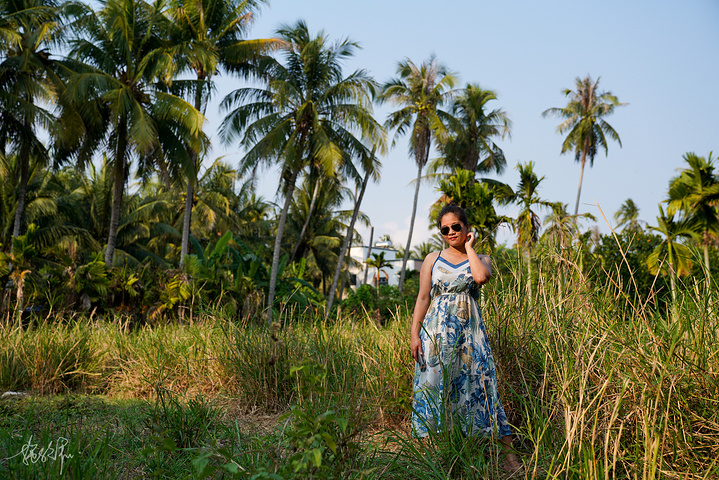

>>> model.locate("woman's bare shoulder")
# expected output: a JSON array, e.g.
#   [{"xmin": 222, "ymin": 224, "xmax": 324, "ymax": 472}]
[{"xmin": 424, "ymin": 251, "xmax": 441, "ymax": 262}]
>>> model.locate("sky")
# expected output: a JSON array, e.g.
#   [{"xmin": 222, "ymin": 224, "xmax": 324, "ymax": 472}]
[{"xmin": 203, "ymin": 0, "xmax": 719, "ymax": 250}]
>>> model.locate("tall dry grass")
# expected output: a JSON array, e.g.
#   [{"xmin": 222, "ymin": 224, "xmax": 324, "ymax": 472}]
[
  {"xmin": 1, "ymin": 250, "xmax": 717, "ymax": 478},
  {"xmin": 482, "ymin": 249, "xmax": 719, "ymax": 479}
]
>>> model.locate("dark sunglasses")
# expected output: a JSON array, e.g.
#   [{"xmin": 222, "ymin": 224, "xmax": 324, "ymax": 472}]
[{"xmin": 440, "ymin": 223, "xmax": 463, "ymax": 236}]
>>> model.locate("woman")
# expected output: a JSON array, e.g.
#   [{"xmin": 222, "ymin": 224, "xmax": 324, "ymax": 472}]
[{"xmin": 410, "ymin": 204, "xmax": 521, "ymax": 472}]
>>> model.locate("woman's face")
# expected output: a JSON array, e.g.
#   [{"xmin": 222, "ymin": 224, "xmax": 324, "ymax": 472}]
[{"xmin": 439, "ymin": 212, "xmax": 467, "ymax": 247}]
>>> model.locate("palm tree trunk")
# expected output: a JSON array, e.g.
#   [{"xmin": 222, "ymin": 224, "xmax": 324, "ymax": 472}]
[
  {"xmin": 363, "ymin": 226, "xmax": 374, "ymax": 285},
  {"xmin": 292, "ymin": 176, "xmax": 321, "ymax": 261},
  {"xmin": 11, "ymin": 138, "xmax": 30, "ymax": 240},
  {"xmin": 180, "ymin": 83, "xmax": 205, "ymax": 267},
  {"xmin": 399, "ymin": 163, "xmax": 423, "ymax": 293},
  {"xmin": 326, "ymin": 167, "xmax": 371, "ymax": 317},
  {"xmin": 267, "ymin": 168, "xmax": 300, "ymax": 323},
  {"xmin": 180, "ymin": 180, "xmax": 194, "ymax": 264},
  {"xmin": 338, "ymin": 275, "xmax": 346, "ymax": 301},
  {"xmin": 105, "ymin": 124, "xmax": 127, "ymax": 266},
  {"xmin": 105, "ymin": 157, "xmax": 124, "ymax": 266},
  {"xmin": 573, "ymin": 150, "xmax": 588, "ymax": 217}
]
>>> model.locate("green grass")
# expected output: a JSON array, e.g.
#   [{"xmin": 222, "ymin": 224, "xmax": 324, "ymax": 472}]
[{"xmin": 0, "ymin": 257, "xmax": 718, "ymax": 479}]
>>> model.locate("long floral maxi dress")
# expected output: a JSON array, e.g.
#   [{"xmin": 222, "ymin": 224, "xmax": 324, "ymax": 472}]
[{"xmin": 412, "ymin": 253, "xmax": 512, "ymax": 438}]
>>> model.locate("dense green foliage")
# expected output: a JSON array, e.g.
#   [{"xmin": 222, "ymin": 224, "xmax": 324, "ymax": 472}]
[{"xmin": 1, "ymin": 2, "xmax": 719, "ymax": 476}]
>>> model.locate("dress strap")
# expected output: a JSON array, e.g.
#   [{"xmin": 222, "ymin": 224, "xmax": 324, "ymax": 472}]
[{"xmin": 430, "ymin": 252, "xmax": 442, "ymax": 273}]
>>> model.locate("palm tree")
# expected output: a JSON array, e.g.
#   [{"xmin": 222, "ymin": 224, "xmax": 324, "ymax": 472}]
[
  {"xmin": 614, "ymin": 198, "xmax": 643, "ymax": 232},
  {"xmin": 0, "ymin": 153, "xmax": 67, "ymax": 247},
  {"xmin": 166, "ymin": 0, "xmax": 278, "ymax": 266},
  {"xmin": 666, "ymin": 152, "xmax": 719, "ymax": 288},
  {"xmin": 433, "ymin": 168, "xmax": 510, "ymax": 253},
  {"xmin": 0, "ymin": 0, "xmax": 62, "ymax": 241},
  {"xmin": 543, "ymin": 202, "xmax": 595, "ymax": 252},
  {"xmin": 61, "ymin": 0, "xmax": 204, "ymax": 266},
  {"xmin": 325, "ymin": 146, "xmax": 380, "ymax": 316},
  {"xmin": 647, "ymin": 205, "xmax": 697, "ymax": 306},
  {"xmin": 379, "ymin": 55, "xmax": 457, "ymax": 292},
  {"xmin": 365, "ymin": 251, "xmax": 393, "ymax": 289},
  {"xmin": 430, "ymin": 83, "xmax": 511, "ymax": 178},
  {"xmin": 500, "ymin": 161, "xmax": 553, "ymax": 299},
  {"xmin": 542, "ymin": 75, "xmax": 625, "ymax": 216},
  {"xmin": 285, "ymin": 175, "xmax": 359, "ymax": 295},
  {"xmin": 219, "ymin": 20, "xmax": 381, "ymax": 320}
]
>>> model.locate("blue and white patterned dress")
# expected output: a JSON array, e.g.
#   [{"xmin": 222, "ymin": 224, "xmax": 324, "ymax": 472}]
[{"xmin": 412, "ymin": 252, "xmax": 512, "ymax": 438}]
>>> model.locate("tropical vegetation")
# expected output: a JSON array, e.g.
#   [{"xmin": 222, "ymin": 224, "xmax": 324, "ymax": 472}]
[{"xmin": 1, "ymin": 1, "xmax": 718, "ymax": 477}]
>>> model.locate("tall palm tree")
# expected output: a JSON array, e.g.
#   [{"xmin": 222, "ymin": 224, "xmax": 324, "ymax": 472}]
[
  {"xmin": 325, "ymin": 146, "xmax": 380, "ymax": 316},
  {"xmin": 379, "ymin": 55, "xmax": 457, "ymax": 292},
  {"xmin": 219, "ymin": 20, "xmax": 381, "ymax": 320},
  {"xmin": 647, "ymin": 205, "xmax": 697, "ymax": 305},
  {"xmin": 0, "ymin": 0, "xmax": 62, "ymax": 241},
  {"xmin": 666, "ymin": 152, "xmax": 719, "ymax": 288},
  {"xmin": 61, "ymin": 0, "xmax": 203, "ymax": 266},
  {"xmin": 542, "ymin": 75, "xmax": 625, "ymax": 216},
  {"xmin": 430, "ymin": 83, "xmax": 511, "ymax": 178},
  {"xmin": 614, "ymin": 198, "xmax": 642, "ymax": 232},
  {"xmin": 166, "ymin": 0, "xmax": 278, "ymax": 266}
]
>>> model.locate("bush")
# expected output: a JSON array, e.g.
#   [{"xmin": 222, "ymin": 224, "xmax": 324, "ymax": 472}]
[{"xmin": 340, "ymin": 284, "xmax": 408, "ymax": 323}]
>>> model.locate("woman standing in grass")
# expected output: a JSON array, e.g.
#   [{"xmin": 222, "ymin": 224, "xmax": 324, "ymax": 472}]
[{"xmin": 410, "ymin": 203, "xmax": 521, "ymax": 472}]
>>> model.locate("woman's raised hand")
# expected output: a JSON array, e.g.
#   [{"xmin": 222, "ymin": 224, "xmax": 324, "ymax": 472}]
[{"xmin": 465, "ymin": 231, "xmax": 476, "ymax": 249}]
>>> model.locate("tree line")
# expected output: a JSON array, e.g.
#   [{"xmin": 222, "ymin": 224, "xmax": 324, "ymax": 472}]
[{"xmin": 1, "ymin": 0, "xmax": 716, "ymax": 322}]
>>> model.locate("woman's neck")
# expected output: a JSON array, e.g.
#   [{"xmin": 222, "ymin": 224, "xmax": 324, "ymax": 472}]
[{"xmin": 445, "ymin": 245, "xmax": 467, "ymax": 256}]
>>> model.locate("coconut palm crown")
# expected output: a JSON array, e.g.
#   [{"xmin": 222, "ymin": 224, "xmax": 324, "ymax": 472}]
[
  {"xmin": 378, "ymin": 55, "xmax": 457, "ymax": 292},
  {"xmin": 219, "ymin": 19, "xmax": 382, "ymax": 320},
  {"xmin": 542, "ymin": 75, "xmax": 625, "ymax": 216}
]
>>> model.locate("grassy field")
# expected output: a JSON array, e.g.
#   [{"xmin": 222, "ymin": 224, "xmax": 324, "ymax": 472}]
[{"xmin": 1, "ymin": 260, "xmax": 718, "ymax": 479}]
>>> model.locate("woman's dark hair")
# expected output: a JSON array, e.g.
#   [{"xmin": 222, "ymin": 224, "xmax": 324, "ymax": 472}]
[{"xmin": 436, "ymin": 203, "xmax": 468, "ymax": 228}]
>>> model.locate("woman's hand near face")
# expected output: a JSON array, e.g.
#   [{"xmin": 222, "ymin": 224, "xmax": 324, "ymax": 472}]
[{"xmin": 465, "ymin": 231, "xmax": 476, "ymax": 249}]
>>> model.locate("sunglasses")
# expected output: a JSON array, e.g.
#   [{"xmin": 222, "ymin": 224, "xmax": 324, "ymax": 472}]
[{"xmin": 440, "ymin": 223, "xmax": 463, "ymax": 236}]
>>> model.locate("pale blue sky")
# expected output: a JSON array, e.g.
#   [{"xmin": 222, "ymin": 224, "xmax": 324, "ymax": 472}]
[{"xmin": 206, "ymin": 0, "xmax": 719, "ymax": 249}]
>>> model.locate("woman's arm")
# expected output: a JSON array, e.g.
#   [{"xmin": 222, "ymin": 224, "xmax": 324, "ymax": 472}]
[
  {"xmin": 410, "ymin": 251, "xmax": 438, "ymax": 363},
  {"xmin": 465, "ymin": 232, "xmax": 492, "ymax": 285}
]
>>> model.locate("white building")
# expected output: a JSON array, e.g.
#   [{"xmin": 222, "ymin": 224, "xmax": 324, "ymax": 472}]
[{"xmin": 347, "ymin": 242, "xmax": 423, "ymax": 289}]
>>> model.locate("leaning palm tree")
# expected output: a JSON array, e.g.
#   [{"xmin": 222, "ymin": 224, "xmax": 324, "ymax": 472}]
[
  {"xmin": 0, "ymin": 0, "xmax": 62, "ymax": 241},
  {"xmin": 219, "ymin": 20, "xmax": 381, "ymax": 320},
  {"xmin": 325, "ymin": 146, "xmax": 381, "ymax": 316},
  {"xmin": 61, "ymin": 0, "xmax": 204, "ymax": 266},
  {"xmin": 542, "ymin": 75, "xmax": 625, "ymax": 216},
  {"xmin": 378, "ymin": 55, "xmax": 457, "ymax": 292},
  {"xmin": 666, "ymin": 152, "xmax": 719, "ymax": 289},
  {"xmin": 165, "ymin": 0, "xmax": 279, "ymax": 266}
]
